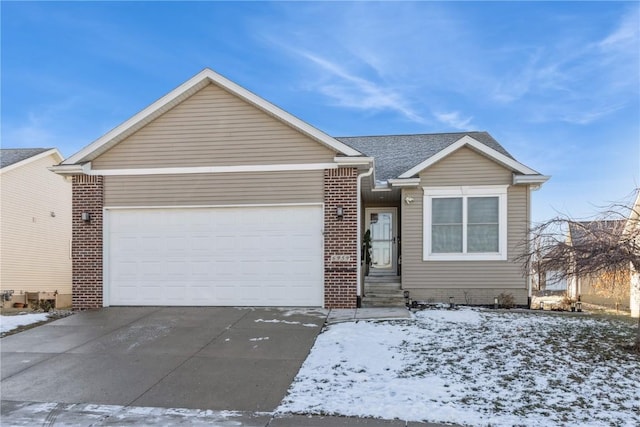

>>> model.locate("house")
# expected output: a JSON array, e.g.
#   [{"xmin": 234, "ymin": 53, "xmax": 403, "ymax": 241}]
[
  {"xmin": 627, "ymin": 191, "xmax": 640, "ymax": 318},
  {"xmin": 0, "ymin": 148, "xmax": 72, "ymax": 308},
  {"xmin": 565, "ymin": 194, "xmax": 640, "ymax": 317},
  {"xmin": 566, "ymin": 221, "xmax": 628, "ymax": 311},
  {"xmin": 50, "ymin": 68, "xmax": 548, "ymax": 310}
]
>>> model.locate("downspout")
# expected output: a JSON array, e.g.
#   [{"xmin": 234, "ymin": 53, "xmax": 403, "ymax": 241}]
[
  {"xmin": 356, "ymin": 167, "xmax": 374, "ymax": 306},
  {"xmin": 527, "ymin": 185, "xmax": 533, "ymax": 308}
]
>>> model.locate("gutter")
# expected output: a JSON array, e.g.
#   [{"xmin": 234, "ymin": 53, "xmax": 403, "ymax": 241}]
[{"xmin": 527, "ymin": 187, "xmax": 533, "ymax": 307}]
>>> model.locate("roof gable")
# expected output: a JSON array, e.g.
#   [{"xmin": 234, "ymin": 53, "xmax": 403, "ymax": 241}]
[
  {"xmin": 0, "ymin": 148, "xmax": 62, "ymax": 174},
  {"xmin": 338, "ymin": 132, "xmax": 541, "ymax": 182},
  {"xmin": 399, "ymin": 135, "xmax": 539, "ymax": 178},
  {"xmin": 569, "ymin": 220, "xmax": 625, "ymax": 247},
  {"xmin": 90, "ymin": 83, "xmax": 338, "ymax": 169},
  {"xmin": 62, "ymin": 68, "xmax": 361, "ymax": 165}
]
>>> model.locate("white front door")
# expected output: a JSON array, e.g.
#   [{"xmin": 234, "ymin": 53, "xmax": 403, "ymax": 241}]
[
  {"xmin": 105, "ymin": 205, "xmax": 324, "ymax": 307},
  {"xmin": 365, "ymin": 208, "xmax": 397, "ymax": 275}
]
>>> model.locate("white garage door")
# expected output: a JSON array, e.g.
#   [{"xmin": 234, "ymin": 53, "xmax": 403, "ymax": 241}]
[{"xmin": 106, "ymin": 205, "xmax": 324, "ymax": 306}]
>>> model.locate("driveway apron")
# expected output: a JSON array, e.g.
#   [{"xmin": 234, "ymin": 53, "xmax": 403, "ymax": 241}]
[{"xmin": 0, "ymin": 307, "xmax": 326, "ymax": 412}]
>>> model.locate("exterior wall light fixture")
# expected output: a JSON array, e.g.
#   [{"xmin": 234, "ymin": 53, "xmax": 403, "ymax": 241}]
[
  {"xmin": 336, "ymin": 206, "xmax": 344, "ymax": 220},
  {"xmin": 81, "ymin": 212, "xmax": 91, "ymax": 222}
]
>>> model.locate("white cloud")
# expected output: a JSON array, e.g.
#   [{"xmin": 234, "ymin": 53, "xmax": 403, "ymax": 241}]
[
  {"xmin": 295, "ymin": 51, "xmax": 426, "ymax": 124},
  {"xmin": 558, "ymin": 104, "xmax": 626, "ymax": 125},
  {"xmin": 598, "ymin": 7, "xmax": 639, "ymax": 50},
  {"xmin": 433, "ymin": 111, "xmax": 473, "ymax": 130}
]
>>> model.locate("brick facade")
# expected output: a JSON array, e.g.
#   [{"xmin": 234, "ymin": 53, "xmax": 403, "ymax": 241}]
[
  {"xmin": 323, "ymin": 168, "xmax": 359, "ymax": 308},
  {"xmin": 72, "ymin": 175, "xmax": 104, "ymax": 310}
]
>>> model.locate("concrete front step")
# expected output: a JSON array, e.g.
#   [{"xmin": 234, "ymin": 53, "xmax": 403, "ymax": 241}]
[
  {"xmin": 364, "ymin": 286, "xmax": 403, "ymax": 296},
  {"xmin": 365, "ymin": 275, "xmax": 401, "ymax": 284},
  {"xmin": 361, "ymin": 298, "xmax": 407, "ymax": 308},
  {"xmin": 363, "ymin": 275, "xmax": 405, "ymax": 307},
  {"xmin": 365, "ymin": 290, "xmax": 405, "ymax": 297}
]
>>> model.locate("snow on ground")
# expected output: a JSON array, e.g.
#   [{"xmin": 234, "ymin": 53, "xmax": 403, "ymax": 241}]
[
  {"xmin": 278, "ymin": 308, "xmax": 640, "ymax": 427},
  {"xmin": 254, "ymin": 318, "xmax": 319, "ymax": 327},
  {"xmin": 0, "ymin": 313, "xmax": 49, "ymax": 334}
]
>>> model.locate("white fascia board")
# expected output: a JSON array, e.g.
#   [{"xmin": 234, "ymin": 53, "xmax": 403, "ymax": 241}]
[
  {"xmin": 388, "ymin": 178, "xmax": 421, "ymax": 187},
  {"xmin": 63, "ymin": 72, "xmax": 211, "ymax": 165},
  {"xmin": 2, "ymin": 148, "xmax": 63, "ymax": 175},
  {"xmin": 49, "ymin": 163, "xmax": 91, "ymax": 176},
  {"xmin": 333, "ymin": 156, "xmax": 374, "ymax": 166},
  {"xmin": 64, "ymin": 68, "xmax": 361, "ymax": 165},
  {"xmin": 513, "ymin": 174, "xmax": 551, "ymax": 185},
  {"xmin": 399, "ymin": 135, "xmax": 540, "ymax": 178},
  {"xmin": 104, "ymin": 202, "xmax": 324, "ymax": 210},
  {"xmin": 85, "ymin": 162, "xmax": 338, "ymax": 176}
]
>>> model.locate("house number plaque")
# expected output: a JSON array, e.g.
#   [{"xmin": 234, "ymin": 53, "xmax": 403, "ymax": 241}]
[{"xmin": 330, "ymin": 255, "xmax": 352, "ymax": 262}]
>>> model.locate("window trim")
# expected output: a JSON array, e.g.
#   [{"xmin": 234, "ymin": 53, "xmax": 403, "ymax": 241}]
[{"xmin": 423, "ymin": 186, "xmax": 508, "ymax": 261}]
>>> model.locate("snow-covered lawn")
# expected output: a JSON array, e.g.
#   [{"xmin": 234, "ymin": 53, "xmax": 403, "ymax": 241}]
[
  {"xmin": 0, "ymin": 313, "xmax": 50, "ymax": 334},
  {"xmin": 278, "ymin": 308, "xmax": 640, "ymax": 427}
]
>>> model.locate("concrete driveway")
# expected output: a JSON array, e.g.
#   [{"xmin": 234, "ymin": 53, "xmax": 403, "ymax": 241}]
[{"xmin": 0, "ymin": 307, "xmax": 326, "ymax": 412}]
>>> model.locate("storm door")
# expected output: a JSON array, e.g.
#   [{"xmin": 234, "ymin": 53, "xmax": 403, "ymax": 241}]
[{"xmin": 364, "ymin": 208, "xmax": 397, "ymax": 275}]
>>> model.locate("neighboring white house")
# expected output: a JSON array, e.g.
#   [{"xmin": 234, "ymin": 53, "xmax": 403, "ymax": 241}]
[
  {"xmin": 626, "ymin": 190, "xmax": 640, "ymax": 318},
  {"xmin": 0, "ymin": 148, "xmax": 72, "ymax": 308},
  {"xmin": 564, "ymin": 193, "xmax": 640, "ymax": 318}
]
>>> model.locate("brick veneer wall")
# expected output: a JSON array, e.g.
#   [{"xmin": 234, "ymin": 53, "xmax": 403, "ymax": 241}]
[
  {"xmin": 72, "ymin": 175, "xmax": 104, "ymax": 309},
  {"xmin": 324, "ymin": 168, "xmax": 358, "ymax": 308}
]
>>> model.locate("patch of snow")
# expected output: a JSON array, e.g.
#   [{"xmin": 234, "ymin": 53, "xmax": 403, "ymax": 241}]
[
  {"xmin": 415, "ymin": 307, "xmax": 484, "ymax": 325},
  {"xmin": 3, "ymin": 401, "xmax": 258, "ymax": 426},
  {"xmin": 277, "ymin": 308, "xmax": 328, "ymax": 318},
  {"xmin": 0, "ymin": 313, "xmax": 49, "ymax": 334},
  {"xmin": 279, "ymin": 307, "xmax": 640, "ymax": 426},
  {"xmin": 255, "ymin": 318, "xmax": 302, "ymax": 325},
  {"xmin": 254, "ymin": 318, "xmax": 319, "ymax": 327}
]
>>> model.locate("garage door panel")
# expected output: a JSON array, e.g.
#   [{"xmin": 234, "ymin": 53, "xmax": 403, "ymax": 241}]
[{"xmin": 107, "ymin": 206, "xmax": 323, "ymax": 306}]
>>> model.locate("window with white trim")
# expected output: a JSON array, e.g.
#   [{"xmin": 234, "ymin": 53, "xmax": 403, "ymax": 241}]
[{"xmin": 423, "ymin": 186, "xmax": 508, "ymax": 261}]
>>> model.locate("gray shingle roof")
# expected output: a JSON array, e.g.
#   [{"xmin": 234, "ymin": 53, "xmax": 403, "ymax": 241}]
[
  {"xmin": 336, "ymin": 132, "xmax": 514, "ymax": 181},
  {"xmin": 0, "ymin": 148, "xmax": 51, "ymax": 169},
  {"xmin": 568, "ymin": 220, "xmax": 625, "ymax": 246}
]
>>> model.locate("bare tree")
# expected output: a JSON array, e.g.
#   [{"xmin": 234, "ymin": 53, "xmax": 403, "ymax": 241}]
[{"xmin": 517, "ymin": 191, "xmax": 640, "ymax": 351}]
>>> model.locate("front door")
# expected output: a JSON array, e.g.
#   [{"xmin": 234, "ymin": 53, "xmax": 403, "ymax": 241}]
[{"xmin": 365, "ymin": 208, "xmax": 397, "ymax": 275}]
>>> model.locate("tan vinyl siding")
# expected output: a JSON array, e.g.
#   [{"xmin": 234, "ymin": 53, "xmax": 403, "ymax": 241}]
[
  {"xmin": 92, "ymin": 84, "xmax": 336, "ymax": 169},
  {"xmin": 104, "ymin": 170, "xmax": 323, "ymax": 206},
  {"xmin": 0, "ymin": 154, "xmax": 72, "ymax": 295},
  {"xmin": 420, "ymin": 146, "xmax": 512, "ymax": 186},
  {"xmin": 401, "ymin": 147, "xmax": 528, "ymax": 290}
]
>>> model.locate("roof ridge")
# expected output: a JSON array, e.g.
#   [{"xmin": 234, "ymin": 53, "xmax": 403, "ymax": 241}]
[
  {"xmin": 1, "ymin": 147, "xmax": 51, "ymax": 151},
  {"xmin": 335, "ymin": 131, "xmax": 488, "ymax": 139}
]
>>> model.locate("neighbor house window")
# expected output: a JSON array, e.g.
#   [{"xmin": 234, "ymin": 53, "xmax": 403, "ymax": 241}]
[{"xmin": 424, "ymin": 186, "xmax": 508, "ymax": 261}]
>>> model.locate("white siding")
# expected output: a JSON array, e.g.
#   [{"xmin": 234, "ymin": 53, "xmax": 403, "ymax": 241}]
[{"xmin": 0, "ymin": 154, "xmax": 72, "ymax": 294}]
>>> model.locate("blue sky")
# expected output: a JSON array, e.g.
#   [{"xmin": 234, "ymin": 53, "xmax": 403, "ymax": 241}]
[{"xmin": 2, "ymin": 1, "xmax": 638, "ymax": 222}]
